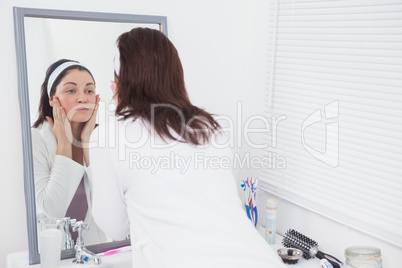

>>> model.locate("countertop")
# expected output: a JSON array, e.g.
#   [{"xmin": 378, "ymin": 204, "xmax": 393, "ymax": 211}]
[
  {"xmin": 6, "ymin": 250, "xmax": 132, "ymax": 268},
  {"xmin": 6, "ymin": 231, "xmax": 322, "ymax": 268}
]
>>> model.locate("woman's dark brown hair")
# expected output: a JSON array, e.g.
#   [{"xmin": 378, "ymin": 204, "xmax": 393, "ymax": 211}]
[
  {"xmin": 115, "ymin": 28, "xmax": 220, "ymax": 145},
  {"xmin": 32, "ymin": 59, "xmax": 95, "ymax": 128}
]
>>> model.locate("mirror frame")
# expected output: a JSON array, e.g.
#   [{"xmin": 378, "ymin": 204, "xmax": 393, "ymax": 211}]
[{"xmin": 13, "ymin": 7, "xmax": 167, "ymax": 265}]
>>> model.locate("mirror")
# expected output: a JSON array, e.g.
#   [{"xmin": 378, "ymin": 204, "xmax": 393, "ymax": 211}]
[{"xmin": 13, "ymin": 7, "xmax": 167, "ymax": 265}]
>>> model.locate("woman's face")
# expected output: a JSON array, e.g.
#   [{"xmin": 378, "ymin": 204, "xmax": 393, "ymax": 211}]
[{"xmin": 51, "ymin": 69, "xmax": 96, "ymax": 122}]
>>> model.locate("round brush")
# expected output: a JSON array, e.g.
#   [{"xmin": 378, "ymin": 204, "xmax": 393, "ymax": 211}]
[{"xmin": 282, "ymin": 229, "xmax": 343, "ymax": 268}]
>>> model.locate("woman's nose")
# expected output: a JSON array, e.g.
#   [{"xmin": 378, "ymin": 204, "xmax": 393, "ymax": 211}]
[{"xmin": 77, "ymin": 91, "xmax": 87, "ymax": 102}]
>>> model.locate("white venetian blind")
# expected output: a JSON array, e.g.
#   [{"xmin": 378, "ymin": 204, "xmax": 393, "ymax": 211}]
[{"xmin": 260, "ymin": 0, "xmax": 402, "ymax": 246}]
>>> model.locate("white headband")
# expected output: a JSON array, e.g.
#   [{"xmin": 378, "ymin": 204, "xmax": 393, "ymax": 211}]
[
  {"xmin": 113, "ymin": 49, "xmax": 120, "ymax": 76},
  {"xmin": 47, "ymin": 61, "xmax": 87, "ymax": 96}
]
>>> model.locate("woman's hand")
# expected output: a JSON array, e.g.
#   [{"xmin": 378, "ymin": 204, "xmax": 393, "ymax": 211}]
[
  {"xmin": 46, "ymin": 97, "xmax": 73, "ymax": 158},
  {"xmin": 81, "ymin": 94, "xmax": 100, "ymax": 167},
  {"xmin": 80, "ymin": 94, "xmax": 100, "ymax": 144}
]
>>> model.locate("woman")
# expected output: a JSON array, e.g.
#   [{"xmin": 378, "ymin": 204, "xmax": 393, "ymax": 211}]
[
  {"xmin": 32, "ymin": 59, "xmax": 106, "ymax": 245},
  {"xmin": 90, "ymin": 28, "xmax": 285, "ymax": 267}
]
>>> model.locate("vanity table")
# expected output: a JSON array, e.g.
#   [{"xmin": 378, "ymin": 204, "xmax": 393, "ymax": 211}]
[
  {"xmin": 6, "ymin": 235, "xmax": 321, "ymax": 268},
  {"xmin": 6, "ymin": 250, "xmax": 132, "ymax": 268}
]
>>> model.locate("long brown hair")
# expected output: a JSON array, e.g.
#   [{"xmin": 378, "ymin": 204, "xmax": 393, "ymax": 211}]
[
  {"xmin": 32, "ymin": 59, "xmax": 95, "ymax": 128},
  {"xmin": 115, "ymin": 28, "xmax": 220, "ymax": 145}
]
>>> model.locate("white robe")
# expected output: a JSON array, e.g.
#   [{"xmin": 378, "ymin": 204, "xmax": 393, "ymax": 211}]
[
  {"xmin": 90, "ymin": 118, "xmax": 285, "ymax": 268},
  {"xmin": 32, "ymin": 121, "xmax": 108, "ymax": 245}
]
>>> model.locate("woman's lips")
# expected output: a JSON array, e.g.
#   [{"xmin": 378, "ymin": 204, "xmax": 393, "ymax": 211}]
[{"xmin": 75, "ymin": 104, "xmax": 93, "ymax": 111}]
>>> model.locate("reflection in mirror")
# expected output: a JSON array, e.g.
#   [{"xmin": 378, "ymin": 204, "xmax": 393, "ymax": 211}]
[
  {"xmin": 32, "ymin": 59, "xmax": 110, "ymax": 249},
  {"xmin": 25, "ymin": 18, "xmax": 160, "ymax": 124},
  {"xmin": 13, "ymin": 7, "xmax": 167, "ymax": 264}
]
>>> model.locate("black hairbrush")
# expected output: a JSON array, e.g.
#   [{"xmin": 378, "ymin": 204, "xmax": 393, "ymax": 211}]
[{"xmin": 282, "ymin": 229, "xmax": 343, "ymax": 268}]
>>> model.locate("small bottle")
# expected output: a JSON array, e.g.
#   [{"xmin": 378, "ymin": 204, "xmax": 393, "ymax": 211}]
[{"xmin": 265, "ymin": 197, "xmax": 277, "ymax": 244}]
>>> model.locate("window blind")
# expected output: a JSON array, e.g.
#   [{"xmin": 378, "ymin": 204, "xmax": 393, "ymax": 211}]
[{"xmin": 260, "ymin": 0, "xmax": 402, "ymax": 246}]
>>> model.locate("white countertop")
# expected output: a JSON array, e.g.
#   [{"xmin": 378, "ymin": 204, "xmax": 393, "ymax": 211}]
[
  {"xmin": 6, "ymin": 250, "xmax": 132, "ymax": 268},
  {"xmin": 6, "ymin": 230, "xmax": 321, "ymax": 268}
]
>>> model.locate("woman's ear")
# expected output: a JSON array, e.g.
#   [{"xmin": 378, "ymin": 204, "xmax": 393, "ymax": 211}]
[
  {"xmin": 111, "ymin": 79, "xmax": 118, "ymax": 104},
  {"xmin": 49, "ymin": 96, "xmax": 54, "ymax": 107}
]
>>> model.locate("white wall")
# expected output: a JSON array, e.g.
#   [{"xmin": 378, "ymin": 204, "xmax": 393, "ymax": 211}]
[{"xmin": 1, "ymin": 0, "xmax": 400, "ymax": 267}]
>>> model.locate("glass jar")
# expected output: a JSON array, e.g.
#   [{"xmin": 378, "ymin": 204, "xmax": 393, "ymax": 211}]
[{"xmin": 344, "ymin": 246, "xmax": 382, "ymax": 268}]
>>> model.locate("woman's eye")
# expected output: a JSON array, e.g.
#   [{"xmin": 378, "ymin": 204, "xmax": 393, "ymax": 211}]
[
  {"xmin": 66, "ymin": 89, "xmax": 75, "ymax": 93},
  {"xmin": 86, "ymin": 89, "xmax": 95, "ymax": 94}
]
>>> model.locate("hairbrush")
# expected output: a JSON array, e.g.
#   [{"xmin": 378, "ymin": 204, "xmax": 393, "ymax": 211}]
[{"xmin": 282, "ymin": 229, "xmax": 343, "ymax": 268}]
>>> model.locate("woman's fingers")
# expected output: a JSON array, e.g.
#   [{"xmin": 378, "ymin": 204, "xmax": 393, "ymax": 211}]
[
  {"xmin": 45, "ymin": 116, "xmax": 54, "ymax": 128},
  {"xmin": 88, "ymin": 98, "xmax": 100, "ymax": 125},
  {"xmin": 52, "ymin": 97, "xmax": 67, "ymax": 124},
  {"xmin": 94, "ymin": 94, "xmax": 100, "ymax": 113},
  {"xmin": 53, "ymin": 97, "xmax": 62, "ymax": 122},
  {"xmin": 59, "ymin": 104, "xmax": 67, "ymax": 123},
  {"xmin": 95, "ymin": 95, "xmax": 100, "ymax": 112},
  {"xmin": 90, "ymin": 95, "xmax": 100, "ymax": 120},
  {"xmin": 80, "ymin": 96, "xmax": 100, "ymax": 144},
  {"xmin": 49, "ymin": 97, "xmax": 72, "ymax": 144}
]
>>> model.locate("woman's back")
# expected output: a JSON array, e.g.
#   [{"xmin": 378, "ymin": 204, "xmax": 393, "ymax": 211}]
[{"xmin": 91, "ymin": 118, "xmax": 285, "ymax": 268}]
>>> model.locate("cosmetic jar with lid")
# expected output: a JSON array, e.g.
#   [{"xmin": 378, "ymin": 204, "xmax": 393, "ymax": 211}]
[{"xmin": 344, "ymin": 246, "xmax": 382, "ymax": 268}]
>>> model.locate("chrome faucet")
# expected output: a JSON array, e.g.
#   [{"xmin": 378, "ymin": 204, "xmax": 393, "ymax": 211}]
[
  {"xmin": 60, "ymin": 217, "xmax": 76, "ymax": 250},
  {"xmin": 71, "ymin": 221, "xmax": 101, "ymax": 265}
]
